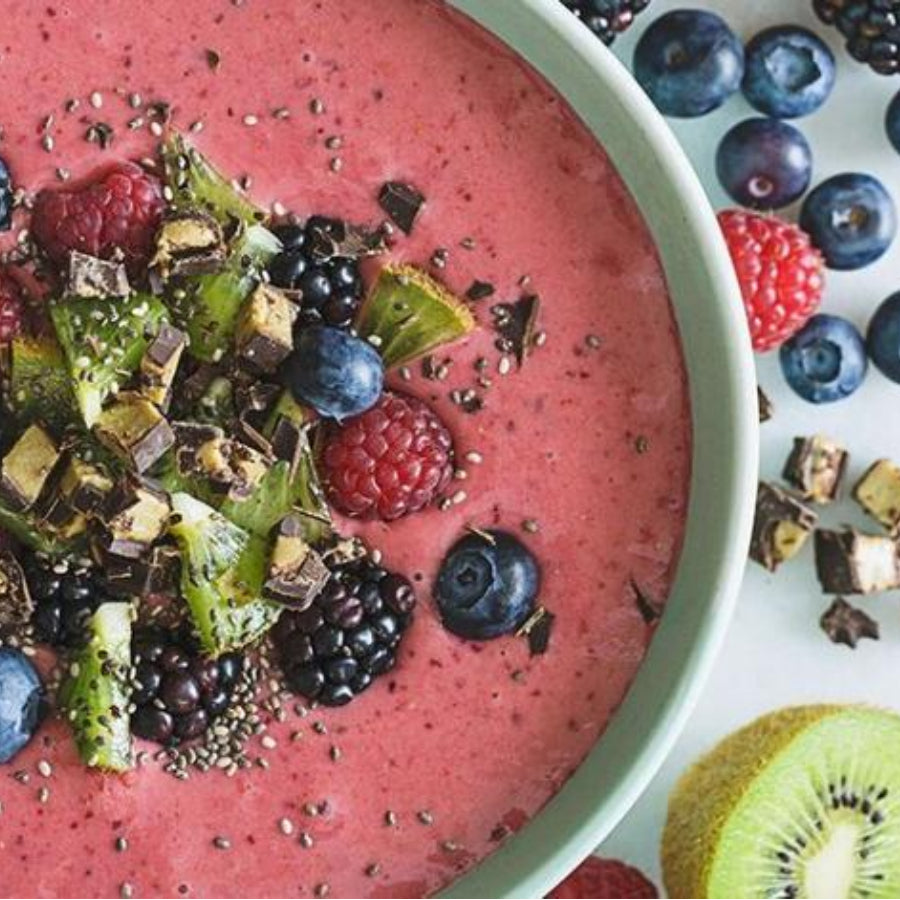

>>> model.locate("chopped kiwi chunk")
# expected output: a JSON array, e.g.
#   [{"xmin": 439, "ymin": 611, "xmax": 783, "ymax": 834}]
[
  {"xmin": 161, "ymin": 133, "xmax": 265, "ymax": 228},
  {"xmin": 51, "ymin": 293, "xmax": 169, "ymax": 428},
  {"xmin": 4, "ymin": 336, "xmax": 78, "ymax": 429},
  {"xmin": 356, "ymin": 264, "xmax": 476, "ymax": 368},
  {"xmin": 263, "ymin": 390, "xmax": 310, "ymax": 438},
  {"xmin": 168, "ymin": 493, "xmax": 281, "ymax": 655},
  {"xmin": 60, "ymin": 602, "xmax": 133, "ymax": 772},
  {"xmin": 0, "ymin": 501, "xmax": 69, "ymax": 555}
]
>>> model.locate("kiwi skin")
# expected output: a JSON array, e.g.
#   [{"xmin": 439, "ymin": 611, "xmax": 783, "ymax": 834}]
[{"xmin": 662, "ymin": 704, "xmax": 854, "ymax": 898}]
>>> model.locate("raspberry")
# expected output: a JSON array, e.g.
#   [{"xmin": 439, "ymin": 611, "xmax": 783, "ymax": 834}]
[
  {"xmin": 718, "ymin": 209, "xmax": 825, "ymax": 353},
  {"xmin": 322, "ymin": 391, "xmax": 454, "ymax": 521},
  {"xmin": 0, "ymin": 271, "xmax": 24, "ymax": 342},
  {"xmin": 31, "ymin": 161, "xmax": 165, "ymax": 274},
  {"xmin": 548, "ymin": 857, "xmax": 658, "ymax": 899}
]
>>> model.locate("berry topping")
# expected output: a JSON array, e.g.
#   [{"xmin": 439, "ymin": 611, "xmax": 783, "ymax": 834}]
[
  {"xmin": 548, "ymin": 857, "xmax": 659, "ymax": 899},
  {"xmin": 272, "ymin": 555, "xmax": 415, "ymax": 707},
  {"xmin": 322, "ymin": 391, "xmax": 454, "ymax": 521},
  {"xmin": 800, "ymin": 173, "xmax": 897, "ymax": 271},
  {"xmin": 26, "ymin": 553, "xmax": 112, "ymax": 648},
  {"xmin": 887, "ymin": 90, "xmax": 900, "ymax": 156},
  {"xmin": 780, "ymin": 314, "xmax": 868, "ymax": 404},
  {"xmin": 31, "ymin": 162, "xmax": 165, "ymax": 274},
  {"xmin": 435, "ymin": 530, "xmax": 539, "ymax": 641},
  {"xmin": 718, "ymin": 210, "xmax": 825, "ymax": 353},
  {"xmin": 0, "ymin": 271, "xmax": 25, "ymax": 343},
  {"xmin": 633, "ymin": 10, "xmax": 744, "ymax": 118},
  {"xmin": 559, "ymin": 0, "xmax": 651, "ymax": 46},
  {"xmin": 0, "ymin": 646, "xmax": 46, "ymax": 764},
  {"xmin": 867, "ymin": 291, "xmax": 900, "ymax": 383},
  {"xmin": 131, "ymin": 628, "xmax": 244, "ymax": 745},
  {"xmin": 716, "ymin": 118, "xmax": 813, "ymax": 210},
  {"xmin": 268, "ymin": 218, "xmax": 365, "ymax": 330},
  {"xmin": 814, "ymin": 0, "xmax": 900, "ymax": 76},
  {"xmin": 281, "ymin": 325, "xmax": 384, "ymax": 421},
  {"xmin": 742, "ymin": 26, "xmax": 835, "ymax": 119},
  {"xmin": 0, "ymin": 156, "xmax": 12, "ymax": 232}
]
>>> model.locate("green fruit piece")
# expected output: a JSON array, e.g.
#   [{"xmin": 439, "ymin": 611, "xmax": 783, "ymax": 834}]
[
  {"xmin": 262, "ymin": 390, "xmax": 311, "ymax": 438},
  {"xmin": 168, "ymin": 223, "xmax": 281, "ymax": 363},
  {"xmin": 355, "ymin": 264, "xmax": 476, "ymax": 368},
  {"xmin": 4, "ymin": 337, "xmax": 78, "ymax": 430},
  {"xmin": 60, "ymin": 602, "xmax": 134, "ymax": 772},
  {"xmin": 51, "ymin": 293, "xmax": 169, "ymax": 428},
  {"xmin": 161, "ymin": 132, "xmax": 265, "ymax": 228},
  {"xmin": 0, "ymin": 500, "xmax": 71, "ymax": 555},
  {"xmin": 663, "ymin": 705, "xmax": 900, "ymax": 899},
  {"xmin": 168, "ymin": 493, "xmax": 281, "ymax": 655}
]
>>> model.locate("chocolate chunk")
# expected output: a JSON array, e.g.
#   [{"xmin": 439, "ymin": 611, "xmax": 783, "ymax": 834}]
[
  {"xmin": 782, "ymin": 435, "xmax": 849, "ymax": 504},
  {"xmin": 492, "ymin": 295, "xmax": 540, "ymax": 367},
  {"xmin": 0, "ymin": 550, "xmax": 32, "ymax": 628},
  {"xmin": 0, "ymin": 424, "xmax": 61, "ymax": 511},
  {"xmin": 304, "ymin": 218, "xmax": 388, "ymax": 262},
  {"xmin": 853, "ymin": 459, "xmax": 900, "ymax": 535},
  {"xmin": 525, "ymin": 608, "xmax": 555, "ymax": 656},
  {"xmin": 271, "ymin": 418, "xmax": 306, "ymax": 480},
  {"xmin": 181, "ymin": 363, "xmax": 221, "ymax": 403},
  {"xmin": 94, "ymin": 393, "xmax": 175, "ymax": 474},
  {"xmin": 56, "ymin": 456, "xmax": 114, "ymax": 516},
  {"xmin": 264, "ymin": 514, "xmax": 331, "ymax": 608},
  {"xmin": 814, "ymin": 529, "xmax": 900, "ymax": 594},
  {"xmin": 631, "ymin": 579, "xmax": 662, "ymax": 624},
  {"xmin": 820, "ymin": 597, "xmax": 879, "ymax": 649},
  {"xmin": 750, "ymin": 482, "xmax": 817, "ymax": 572},
  {"xmin": 102, "ymin": 475, "xmax": 171, "ymax": 557},
  {"xmin": 235, "ymin": 283, "xmax": 298, "ymax": 374},
  {"xmin": 465, "ymin": 280, "xmax": 495, "ymax": 302},
  {"xmin": 151, "ymin": 209, "xmax": 226, "ymax": 279},
  {"xmin": 66, "ymin": 251, "xmax": 131, "ymax": 299},
  {"xmin": 758, "ymin": 386, "xmax": 773, "ymax": 423},
  {"xmin": 140, "ymin": 323, "xmax": 188, "ymax": 410},
  {"xmin": 102, "ymin": 543, "xmax": 181, "ymax": 597},
  {"xmin": 378, "ymin": 181, "xmax": 425, "ymax": 234}
]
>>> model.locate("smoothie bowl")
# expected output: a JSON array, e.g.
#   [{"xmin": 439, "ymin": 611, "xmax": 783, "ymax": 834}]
[{"xmin": 0, "ymin": 1, "xmax": 755, "ymax": 898}]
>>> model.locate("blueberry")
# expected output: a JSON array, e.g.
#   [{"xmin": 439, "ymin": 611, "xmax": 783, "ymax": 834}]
[
  {"xmin": 633, "ymin": 10, "xmax": 744, "ymax": 118},
  {"xmin": 800, "ymin": 173, "xmax": 897, "ymax": 270},
  {"xmin": 271, "ymin": 223, "xmax": 306, "ymax": 251},
  {"xmin": 886, "ymin": 90, "xmax": 900, "ymax": 155},
  {"xmin": 866, "ymin": 292, "xmax": 900, "ymax": 383},
  {"xmin": 268, "ymin": 250, "xmax": 307, "ymax": 289},
  {"xmin": 0, "ymin": 157, "xmax": 11, "ymax": 232},
  {"xmin": 780, "ymin": 314, "xmax": 867, "ymax": 403},
  {"xmin": 0, "ymin": 647, "xmax": 45, "ymax": 763},
  {"xmin": 716, "ymin": 118, "xmax": 812, "ymax": 210},
  {"xmin": 435, "ymin": 530, "xmax": 540, "ymax": 640},
  {"xmin": 742, "ymin": 26, "xmax": 835, "ymax": 118},
  {"xmin": 283, "ymin": 325, "xmax": 383, "ymax": 421}
]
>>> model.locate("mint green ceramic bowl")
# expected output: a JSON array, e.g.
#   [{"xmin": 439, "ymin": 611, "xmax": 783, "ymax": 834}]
[{"xmin": 441, "ymin": 2, "xmax": 758, "ymax": 897}]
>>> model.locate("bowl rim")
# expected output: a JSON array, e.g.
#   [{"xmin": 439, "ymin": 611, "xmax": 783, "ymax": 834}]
[{"xmin": 440, "ymin": 1, "xmax": 759, "ymax": 897}]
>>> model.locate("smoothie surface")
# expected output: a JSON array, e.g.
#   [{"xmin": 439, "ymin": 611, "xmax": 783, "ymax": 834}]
[{"xmin": 0, "ymin": 1, "xmax": 691, "ymax": 896}]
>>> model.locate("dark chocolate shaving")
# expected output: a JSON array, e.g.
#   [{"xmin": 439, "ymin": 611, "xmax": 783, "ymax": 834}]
[
  {"xmin": 758, "ymin": 386, "xmax": 773, "ymax": 423},
  {"xmin": 820, "ymin": 597, "xmax": 879, "ymax": 648},
  {"xmin": 492, "ymin": 295, "xmax": 540, "ymax": 367},
  {"xmin": 465, "ymin": 280, "xmax": 495, "ymax": 302},
  {"xmin": 631, "ymin": 579, "xmax": 662, "ymax": 624},
  {"xmin": 526, "ymin": 609, "xmax": 555, "ymax": 656},
  {"xmin": 378, "ymin": 181, "xmax": 425, "ymax": 235},
  {"xmin": 305, "ymin": 219, "xmax": 387, "ymax": 263}
]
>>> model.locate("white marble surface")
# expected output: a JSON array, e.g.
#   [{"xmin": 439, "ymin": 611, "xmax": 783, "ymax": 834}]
[{"xmin": 600, "ymin": 0, "xmax": 900, "ymax": 889}]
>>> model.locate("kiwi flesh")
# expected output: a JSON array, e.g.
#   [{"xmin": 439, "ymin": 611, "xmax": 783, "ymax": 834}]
[{"xmin": 663, "ymin": 705, "xmax": 900, "ymax": 898}]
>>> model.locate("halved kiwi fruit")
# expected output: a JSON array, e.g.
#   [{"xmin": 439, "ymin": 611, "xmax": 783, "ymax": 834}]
[{"xmin": 663, "ymin": 705, "xmax": 900, "ymax": 898}]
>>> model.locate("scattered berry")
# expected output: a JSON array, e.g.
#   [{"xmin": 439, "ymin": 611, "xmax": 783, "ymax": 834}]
[
  {"xmin": 27, "ymin": 554, "xmax": 111, "ymax": 648},
  {"xmin": 131, "ymin": 629, "xmax": 244, "ymax": 745},
  {"xmin": 282, "ymin": 325, "xmax": 384, "ymax": 421},
  {"xmin": 31, "ymin": 161, "xmax": 165, "ymax": 274},
  {"xmin": 268, "ymin": 218, "xmax": 365, "ymax": 330},
  {"xmin": 866, "ymin": 291, "xmax": 900, "ymax": 383},
  {"xmin": 0, "ymin": 647, "xmax": 45, "ymax": 764},
  {"xmin": 633, "ymin": 9, "xmax": 744, "ymax": 118},
  {"xmin": 800, "ymin": 172, "xmax": 897, "ymax": 270},
  {"xmin": 716, "ymin": 118, "xmax": 812, "ymax": 210},
  {"xmin": 718, "ymin": 210, "xmax": 825, "ymax": 353},
  {"xmin": 814, "ymin": 0, "xmax": 900, "ymax": 76},
  {"xmin": 0, "ymin": 271, "xmax": 25, "ymax": 343},
  {"xmin": 322, "ymin": 391, "xmax": 454, "ymax": 521},
  {"xmin": 742, "ymin": 25, "xmax": 835, "ymax": 118},
  {"xmin": 780, "ymin": 314, "xmax": 868, "ymax": 403},
  {"xmin": 435, "ymin": 530, "xmax": 540, "ymax": 641},
  {"xmin": 272, "ymin": 556, "xmax": 416, "ymax": 707},
  {"xmin": 0, "ymin": 156, "xmax": 12, "ymax": 232},
  {"xmin": 559, "ymin": 0, "xmax": 651, "ymax": 45},
  {"xmin": 548, "ymin": 857, "xmax": 659, "ymax": 899},
  {"xmin": 886, "ymin": 89, "xmax": 900, "ymax": 155}
]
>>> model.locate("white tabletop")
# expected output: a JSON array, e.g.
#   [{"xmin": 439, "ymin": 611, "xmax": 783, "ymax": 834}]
[{"xmin": 601, "ymin": 0, "xmax": 900, "ymax": 888}]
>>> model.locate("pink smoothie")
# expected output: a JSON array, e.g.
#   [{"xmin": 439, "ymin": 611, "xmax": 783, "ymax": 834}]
[{"xmin": 0, "ymin": 1, "xmax": 691, "ymax": 897}]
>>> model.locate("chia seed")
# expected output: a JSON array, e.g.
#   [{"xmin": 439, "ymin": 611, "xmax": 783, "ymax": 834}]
[
  {"xmin": 417, "ymin": 810, "xmax": 435, "ymax": 826},
  {"xmin": 213, "ymin": 836, "xmax": 231, "ymax": 850},
  {"xmin": 278, "ymin": 817, "xmax": 295, "ymax": 836},
  {"xmin": 522, "ymin": 519, "xmax": 540, "ymax": 534},
  {"xmin": 89, "ymin": 91, "xmax": 104, "ymax": 109},
  {"xmin": 120, "ymin": 883, "xmax": 134, "ymax": 899},
  {"xmin": 299, "ymin": 831, "xmax": 314, "ymax": 849},
  {"xmin": 384, "ymin": 810, "xmax": 397, "ymax": 827},
  {"xmin": 365, "ymin": 863, "xmax": 381, "ymax": 877},
  {"xmin": 115, "ymin": 836, "xmax": 129, "ymax": 852}
]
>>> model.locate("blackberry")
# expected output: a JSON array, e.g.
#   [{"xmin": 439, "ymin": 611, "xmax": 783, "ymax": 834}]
[
  {"xmin": 130, "ymin": 628, "xmax": 244, "ymax": 745},
  {"xmin": 268, "ymin": 217, "xmax": 365, "ymax": 330},
  {"xmin": 560, "ymin": 0, "xmax": 651, "ymax": 45},
  {"xmin": 272, "ymin": 557, "xmax": 416, "ymax": 707},
  {"xmin": 813, "ymin": 0, "xmax": 900, "ymax": 75},
  {"xmin": 26, "ymin": 554, "xmax": 111, "ymax": 648}
]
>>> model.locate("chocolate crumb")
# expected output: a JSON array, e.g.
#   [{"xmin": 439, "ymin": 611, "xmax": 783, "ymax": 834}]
[
  {"xmin": 631, "ymin": 579, "xmax": 662, "ymax": 624},
  {"xmin": 635, "ymin": 435, "xmax": 650, "ymax": 454},
  {"xmin": 525, "ymin": 608, "xmax": 554, "ymax": 655},
  {"xmin": 378, "ymin": 181, "xmax": 425, "ymax": 235},
  {"xmin": 758, "ymin": 386, "xmax": 773, "ymax": 423},
  {"xmin": 465, "ymin": 280, "xmax": 495, "ymax": 302},
  {"xmin": 205, "ymin": 48, "xmax": 221, "ymax": 71},
  {"xmin": 492, "ymin": 295, "xmax": 540, "ymax": 367},
  {"xmin": 820, "ymin": 597, "xmax": 879, "ymax": 648}
]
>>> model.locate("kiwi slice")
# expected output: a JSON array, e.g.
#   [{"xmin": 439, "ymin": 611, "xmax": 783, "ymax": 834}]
[
  {"xmin": 4, "ymin": 336, "xmax": 78, "ymax": 430},
  {"xmin": 60, "ymin": 602, "xmax": 134, "ymax": 772},
  {"xmin": 355, "ymin": 264, "xmax": 476, "ymax": 368},
  {"xmin": 663, "ymin": 705, "xmax": 900, "ymax": 898}
]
